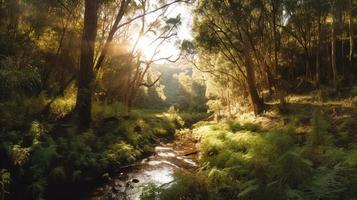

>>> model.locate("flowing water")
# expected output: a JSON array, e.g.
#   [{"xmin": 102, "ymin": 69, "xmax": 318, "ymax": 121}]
[{"xmin": 85, "ymin": 137, "xmax": 198, "ymax": 200}]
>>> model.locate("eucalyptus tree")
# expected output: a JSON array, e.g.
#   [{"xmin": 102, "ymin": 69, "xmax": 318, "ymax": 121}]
[
  {"xmin": 123, "ymin": 6, "xmax": 182, "ymax": 115},
  {"xmin": 75, "ymin": 0, "xmax": 191, "ymax": 128},
  {"xmin": 75, "ymin": 0, "xmax": 99, "ymax": 129},
  {"xmin": 192, "ymin": 0, "xmax": 273, "ymax": 114},
  {"xmin": 282, "ymin": 0, "xmax": 319, "ymax": 80},
  {"xmin": 331, "ymin": 0, "xmax": 339, "ymax": 88}
]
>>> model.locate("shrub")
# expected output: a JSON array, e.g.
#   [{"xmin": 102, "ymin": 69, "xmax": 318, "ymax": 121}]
[
  {"xmin": 180, "ymin": 112, "xmax": 209, "ymax": 127},
  {"xmin": 227, "ymin": 120, "xmax": 241, "ymax": 132},
  {"xmin": 92, "ymin": 101, "xmax": 125, "ymax": 121},
  {"xmin": 0, "ymin": 60, "xmax": 42, "ymax": 101},
  {"xmin": 104, "ymin": 142, "xmax": 140, "ymax": 165},
  {"xmin": 241, "ymin": 122, "xmax": 261, "ymax": 132},
  {"xmin": 50, "ymin": 97, "xmax": 75, "ymax": 118}
]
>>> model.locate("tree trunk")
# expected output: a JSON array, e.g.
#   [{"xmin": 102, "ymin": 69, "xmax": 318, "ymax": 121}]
[
  {"xmin": 272, "ymin": 0, "xmax": 279, "ymax": 74},
  {"xmin": 125, "ymin": 86, "xmax": 135, "ymax": 116},
  {"xmin": 331, "ymin": 1, "xmax": 338, "ymax": 88},
  {"xmin": 304, "ymin": 46, "xmax": 311, "ymax": 80},
  {"xmin": 75, "ymin": 0, "xmax": 98, "ymax": 129},
  {"xmin": 244, "ymin": 52, "xmax": 264, "ymax": 115},
  {"xmin": 316, "ymin": 14, "xmax": 322, "ymax": 86},
  {"xmin": 227, "ymin": 0, "xmax": 264, "ymax": 115},
  {"xmin": 348, "ymin": 0, "xmax": 354, "ymax": 67},
  {"xmin": 263, "ymin": 60, "xmax": 274, "ymax": 95},
  {"xmin": 0, "ymin": 182, "xmax": 4, "ymax": 200}
]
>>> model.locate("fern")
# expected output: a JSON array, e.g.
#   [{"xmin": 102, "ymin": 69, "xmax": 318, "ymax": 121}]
[
  {"xmin": 307, "ymin": 111, "xmax": 332, "ymax": 147},
  {"xmin": 0, "ymin": 169, "xmax": 10, "ymax": 200},
  {"xmin": 275, "ymin": 151, "xmax": 313, "ymax": 187},
  {"xmin": 301, "ymin": 166, "xmax": 346, "ymax": 200},
  {"xmin": 0, "ymin": 59, "xmax": 41, "ymax": 100},
  {"xmin": 27, "ymin": 179, "xmax": 46, "ymax": 200},
  {"xmin": 49, "ymin": 166, "xmax": 66, "ymax": 182},
  {"xmin": 238, "ymin": 179, "xmax": 260, "ymax": 199}
]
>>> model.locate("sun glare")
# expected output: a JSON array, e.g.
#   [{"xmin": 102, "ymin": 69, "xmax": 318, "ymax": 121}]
[
  {"xmin": 135, "ymin": 36, "xmax": 179, "ymax": 63},
  {"xmin": 136, "ymin": 36, "xmax": 156, "ymax": 58},
  {"xmin": 130, "ymin": 3, "xmax": 193, "ymax": 64}
]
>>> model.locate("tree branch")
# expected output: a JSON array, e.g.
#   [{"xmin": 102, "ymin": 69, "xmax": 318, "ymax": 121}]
[{"xmin": 140, "ymin": 75, "xmax": 161, "ymax": 87}]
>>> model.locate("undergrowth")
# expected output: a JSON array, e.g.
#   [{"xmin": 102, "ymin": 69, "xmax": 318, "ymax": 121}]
[
  {"xmin": 141, "ymin": 112, "xmax": 357, "ymax": 200},
  {"xmin": 0, "ymin": 101, "xmax": 184, "ymax": 199}
]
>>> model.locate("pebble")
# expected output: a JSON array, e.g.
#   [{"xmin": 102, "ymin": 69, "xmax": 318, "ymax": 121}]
[
  {"xmin": 102, "ymin": 173, "xmax": 109, "ymax": 179},
  {"xmin": 113, "ymin": 186, "xmax": 121, "ymax": 192},
  {"xmin": 114, "ymin": 180, "xmax": 122, "ymax": 187},
  {"xmin": 132, "ymin": 178, "xmax": 140, "ymax": 183}
]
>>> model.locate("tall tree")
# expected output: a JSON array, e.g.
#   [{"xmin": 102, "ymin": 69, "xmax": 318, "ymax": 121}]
[
  {"xmin": 75, "ymin": 0, "xmax": 99, "ymax": 129},
  {"xmin": 191, "ymin": 0, "xmax": 266, "ymax": 115},
  {"xmin": 331, "ymin": 0, "xmax": 338, "ymax": 88},
  {"xmin": 313, "ymin": 0, "xmax": 329, "ymax": 86},
  {"xmin": 348, "ymin": 0, "xmax": 354, "ymax": 67},
  {"xmin": 75, "ymin": 0, "xmax": 188, "ymax": 127}
]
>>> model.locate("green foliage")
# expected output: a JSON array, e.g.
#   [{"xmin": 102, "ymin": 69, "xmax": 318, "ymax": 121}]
[
  {"xmin": 0, "ymin": 102, "xmax": 183, "ymax": 199},
  {"xmin": 49, "ymin": 166, "xmax": 66, "ymax": 182},
  {"xmin": 241, "ymin": 122, "xmax": 262, "ymax": 132},
  {"xmin": 0, "ymin": 170, "xmax": 10, "ymax": 186},
  {"xmin": 180, "ymin": 112, "xmax": 209, "ymax": 127},
  {"xmin": 50, "ymin": 97, "xmax": 76, "ymax": 118},
  {"xmin": 10, "ymin": 145, "xmax": 31, "ymax": 166},
  {"xmin": 307, "ymin": 112, "xmax": 331, "ymax": 147},
  {"xmin": 27, "ymin": 179, "xmax": 46, "ymax": 200},
  {"xmin": 0, "ymin": 0, "xmax": 356, "ymax": 199},
  {"xmin": 0, "ymin": 58, "xmax": 42, "ymax": 100},
  {"xmin": 164, "ymin": 106, "xmax": 185, "ymax": 127},
  {"xmin": 105, "ymin": 142, "xmax": 140, "ymax": 165},
  {"xmin": 156, "ymin": 114, "xmax": 357, "ymax": 200},
  {"xmin": 92, "ymin": 101, "xmax": 125, "ymax": 121},
  {"xmin": 227, "ymin": 120, "xmax": 242, "ymax": 132},
  {"xmin": 150, "ymin": 65, "xmax": 208, "ymax": 112}
]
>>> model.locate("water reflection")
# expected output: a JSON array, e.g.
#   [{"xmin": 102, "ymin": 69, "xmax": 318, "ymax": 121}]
[{"xmin": 86, "ymin": 141, "xmax": 198, "ymax": 200}]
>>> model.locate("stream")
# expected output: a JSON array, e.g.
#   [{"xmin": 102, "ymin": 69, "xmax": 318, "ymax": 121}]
[{"xmin": 85, "ymin": 136, "xmax": 199, "ymax": 200}]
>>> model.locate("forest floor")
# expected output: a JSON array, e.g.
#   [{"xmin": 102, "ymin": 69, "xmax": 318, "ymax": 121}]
[
  {"xmin": 235, "ymin": 89, "xmax": 357, "ymax": 145},
  {"xmin": 278, "ymin": 91, "xmax": 357, "ymax": 145}
]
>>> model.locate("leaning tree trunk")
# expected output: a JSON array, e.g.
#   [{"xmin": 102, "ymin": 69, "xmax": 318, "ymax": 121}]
[
  {"xmin": 75, "ymin": 0, "xmax": 98, "ymax": 129},
  {"xmin": 244, "ymin": 52, "xmax": 264, "ymax": 115}
]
